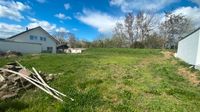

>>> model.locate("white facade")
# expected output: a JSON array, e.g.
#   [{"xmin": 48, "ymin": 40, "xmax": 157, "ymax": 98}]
[
  {"xmin": 176, "ymin": 28, "xmax": 200, "ymax": 67},
  {"xmin": 0, "ymin": 40, "xmax": 41, "ymax": 53},
  {"xmin": 9, "ymin": 27, "xmax": 57, "ymax": 53}
]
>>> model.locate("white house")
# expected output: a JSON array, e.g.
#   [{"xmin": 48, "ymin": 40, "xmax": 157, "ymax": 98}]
[
  {"xmin": 176, "ymin": 28, "xmax": 200, "ymax": 69},
  {"xmin": 0, "ymin": 26, "xmax": 58, "ymax": 53},
  {"xmin": 0, "ymin": 38, "xmax": 42, "ymax": 53}
]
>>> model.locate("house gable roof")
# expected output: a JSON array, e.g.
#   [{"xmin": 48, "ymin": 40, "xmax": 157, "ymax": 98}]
[
  {"xmin": 8, "ymin": 26, "xmax": 59, "ymax": 44},
  {"xmin": 180, "ymin": 27, "xmax": 200, "ymax": 41}
]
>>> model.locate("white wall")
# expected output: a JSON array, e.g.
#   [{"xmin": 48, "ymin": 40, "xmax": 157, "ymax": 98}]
[
  {"xmin": 196, "ymin": 33, "xmax": 200, "ymax": 65},
  {"xmin": 0, "ymin": 40, "xmax": 41, "ymax": 53},
  {"xmin": 195, "ymin": 65, "xmax": 200, "ymax": 70},
  {"xmin": 10, "ymin": 27, "xmax": 57, "ymax": 53},
  {"xmin": 176, "ymin": 30, "xmax": 200, "ymax": 65}
]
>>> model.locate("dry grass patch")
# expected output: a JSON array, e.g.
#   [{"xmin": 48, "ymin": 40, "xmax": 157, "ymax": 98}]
[
  {"xmin": 161, "ymin": 51, "xmax": 200, "ymax": 86},
  {"xmin": 178, "ymin": 68, "xmax": 200, "ymax": 85}
]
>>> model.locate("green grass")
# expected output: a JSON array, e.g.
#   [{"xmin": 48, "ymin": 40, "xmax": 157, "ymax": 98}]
[{"xmin": 1, "ymin": 48, "xmax": 200, "ymax": 112}]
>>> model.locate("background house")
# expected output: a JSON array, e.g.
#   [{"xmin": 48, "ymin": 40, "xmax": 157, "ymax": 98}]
[
  {"xmin": 176, "ymin": 28, "xmax": 200, "ymax": 69},
  {"xmin": 0, "ymin": 38, "xmax": 41, "ymax": 53},
  {"xmin": 0, "ymin": 26, "xmax": 58, "ymax": 53}
]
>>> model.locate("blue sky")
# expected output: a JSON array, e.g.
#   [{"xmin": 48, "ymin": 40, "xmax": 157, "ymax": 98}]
[{"xmin": 0, "ymin": 0, "xmax": 200, "ymax": 41}]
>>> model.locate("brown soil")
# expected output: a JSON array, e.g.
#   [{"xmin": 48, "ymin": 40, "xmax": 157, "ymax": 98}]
[{"xmin": 161, "ymin": 51, "xmax": 174, "ymax": 59}]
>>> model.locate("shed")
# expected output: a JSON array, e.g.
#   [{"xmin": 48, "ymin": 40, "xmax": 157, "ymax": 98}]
[
  {"xmin": 176, "ymin": 28, "xmax": 200, "ymax": 69},
  {"xmin": 57, "ymin": 44, "xmax": 69, "ymax": 52}
]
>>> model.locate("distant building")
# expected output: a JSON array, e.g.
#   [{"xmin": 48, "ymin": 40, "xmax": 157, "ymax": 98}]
[
  {"xmin": 176, "ymin": 28, "xmax": 200, "ymax": 69},
  {"xmin": 0, "ymin": 26, "xmax": 59, "ymax": 53},
  {"xmin": 57, "ymin": 43, "xmax": 69, "ymax": 52}
]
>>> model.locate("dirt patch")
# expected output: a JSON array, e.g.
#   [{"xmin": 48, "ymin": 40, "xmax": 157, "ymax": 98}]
[
  {"xmin": 178, "ymin": 68, "xmax": 200, "ymax": 85},
  {"xmin": 138, "ymin": 51, "xmax": 174, "ymax": 67},
  {"xmin": 161, "ymin": 51, "xmax": 174, "ymax": 59}
]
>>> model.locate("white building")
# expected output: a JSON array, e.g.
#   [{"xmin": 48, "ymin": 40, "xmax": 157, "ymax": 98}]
[
  {"xmin": 0, "ymin": 26, "xmax": 58, "ymax": 53},
  {"xmin": 176, "ymin": 28, "xmax": 200, "ymax": 69}
]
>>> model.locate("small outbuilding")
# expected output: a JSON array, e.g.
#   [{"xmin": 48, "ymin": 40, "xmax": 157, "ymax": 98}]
[
  {"xmin": 57, "ymin": 44, "xmax": 69, "ymax": 52},
  {"xmin": 176, "ymin": 28, "xmax": 200, "ymax": 69}
]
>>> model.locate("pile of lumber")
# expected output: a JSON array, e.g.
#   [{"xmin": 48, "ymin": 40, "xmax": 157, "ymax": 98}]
[
  {"xmin": 0, "ymin": 61, "xmax": 73, "ymax": 102},
  {"xmin": 0, "ymin": 51, "xmax": 22, "ymax": 57}
]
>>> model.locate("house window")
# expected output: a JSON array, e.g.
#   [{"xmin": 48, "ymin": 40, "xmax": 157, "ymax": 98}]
[
  {"xmin": 47, "ymin": 47, "xmax": 53, "ymax": 53},
  {"xmin": 30, "ymin": 35, "xmax": 37, "ymax": 40},
  {"xmin": 34, "ymin": 36, "xmax": 37, "ymax": 40},
  {"xmin": 40, "ymin": 37, "xmax": 46, "ymax": 41},
  {"xmin": 30, "ymin": 35, "xmax": 34, "ymax": 40}
]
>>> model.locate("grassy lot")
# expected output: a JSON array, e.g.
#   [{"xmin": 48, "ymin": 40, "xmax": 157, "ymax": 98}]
[{"xmin": 1, "ymin": 48, "xmax": 200, "ymax": 112}]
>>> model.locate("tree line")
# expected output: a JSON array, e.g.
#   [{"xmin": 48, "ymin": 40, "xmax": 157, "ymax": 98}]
[
  {"xmin": 54, "ymin": 11, "xmax": 194, "ymax": 49},
  {"xmin": 92, "ymin": 11, "xmax": 194, "ymax": 49}
]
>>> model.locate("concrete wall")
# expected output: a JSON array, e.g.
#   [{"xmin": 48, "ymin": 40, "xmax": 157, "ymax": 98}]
[
  {"xmin": 0, "ymin": 40, "xmax": 41, "ymax": 53},
  {"xmin": 176, "ymin": 30, "xmax": 200, "ymax": 65},
  {"xmin": 10, "ymin": 27, "xmax": 57, "ymax": 53}
]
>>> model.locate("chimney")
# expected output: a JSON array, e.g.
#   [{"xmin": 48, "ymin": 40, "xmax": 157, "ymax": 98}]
[{"xmin": 26, "ymin": 27, "xmax": 29, "ymax": 31}]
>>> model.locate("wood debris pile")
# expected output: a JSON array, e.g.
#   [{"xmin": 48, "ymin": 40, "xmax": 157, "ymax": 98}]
[
  {"xmin": 0, "ymin": 51, "xmax": 22, "ymax": 58},
  {"xmin": 0, "ymin": 61, "xmax": 73, "ymax": 102}
]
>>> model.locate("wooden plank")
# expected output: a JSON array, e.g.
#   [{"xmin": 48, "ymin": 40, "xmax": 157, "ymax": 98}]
[
  {"xmin": 0, "ymin": 68, "xmax": 64, "ymax": 102},
  {"xmin": 32, "ymin": 67, "xmax": 57, "ymax": 96}
]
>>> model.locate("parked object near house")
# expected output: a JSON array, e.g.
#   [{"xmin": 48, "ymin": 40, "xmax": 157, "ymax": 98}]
[
  {"xmin": 57, "ymin": 44, "xmax": 86, "ymax": 54},
  {"xmin": 0, "ymin": 26, "xmax": 58, "ymax": 53},
  {"xmin": 176, "ymin": 28, "xmax": 200, "ymax": 69},
  {"xmin": 65, "ymin": 48, "xmax": 86, "ymax": 54},
  {"xmin": 57, "ymin": 44, "xmax": 69, "ymax": 53},
  {"xmin": 64, "ymin": 49, "xmax": 71, "ymax": 53},
  {"xmin": 70, "ymin": 48, "xmax": 82, "ymax": 53}
]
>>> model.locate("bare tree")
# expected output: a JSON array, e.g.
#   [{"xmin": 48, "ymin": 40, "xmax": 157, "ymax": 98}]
[
  {"xmin": 160, "ymin": 12, "xmax": 194, "ymax": 49},
  {"xmin": 90, "ymin": 10, "xmax": 194, "ymax": 49},
  {"xmin": 135, "ymin": 11, "xmax": 155, "ymax": 47},
  {"xmin": 112, "ymin": 11, "xmax": 156, "ymax": 48},
  {"xmin": 112, "ymin": 22, "xmax": 127, "ymax": 47},
  {"xmin": 124, "ymin": 13, "xmax": 135, "ymax": 47},
  {"xmin": 76, "ymin": 40, "xmax": 91, "ymax": 48},
  {"xmin": 145, "ymin": 32, "xmax": 165, "ymax": 49},
  {"xmin": 68, "ymin": 33, "xmax": 77, "ymax": 48},
  {"xmin": 53, "ymin": 31, "xmax": 68, "ymax": 44}
]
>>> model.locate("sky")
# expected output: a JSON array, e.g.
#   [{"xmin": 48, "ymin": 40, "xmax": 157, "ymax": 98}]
[{"xmin": 0, "ymin": 0, "xmax": 200, "ymax": 41}]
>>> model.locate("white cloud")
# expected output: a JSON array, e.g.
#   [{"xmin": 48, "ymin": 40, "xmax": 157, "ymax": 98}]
[
  {"xmin": 72, "ymin": 28, "xmax": 78, "ymax": 31},
  {"xmin": 0, "ymin": 0, "xmax": 30, "ymax": 21},
  {"xmin": 55, "ymin": 13, "xmax": 71, "ymax": 20},
  {"xmin": 172, "ymin": 6, "xmax": 200, "ymax": 27},
  {"xmin": 0, "ymin": 16, "xmax": 69, "ymax": 38},
  {"xmin": 110, "ymin": 0, "xmax": 178, "ymax": 12},
  {"xmin": 0, "ymin": 23, "xmax": 24, "ymax": 38},
  {"xmin": 27, "ymin": 17, "xmax": 56, "ymax": 32},
  {"xmin": 191, "ymin": 0, "xmax": 200, "ymax": 6},
  {"xmin": 64, "ymin": 3, "xmax": 70, "ymax": 10},
  {"xmin": 77, "ymin": 9, "xmax": 123, "ymax": 33},
  {"xmin": 36, "ymin": 0, "xmax": 46, "ymax": 3},
  {"xmin": 27, "ymin": 17, "xmax": 69, "ymax": 33},
  {"xmin": 56, "ymin": 27, "xmax": 69, "ymax": 33}
]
